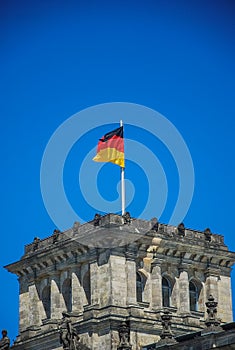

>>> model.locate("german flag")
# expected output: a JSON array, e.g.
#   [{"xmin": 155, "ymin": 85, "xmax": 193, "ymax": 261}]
[{"xmin": 93, "ymin": 126, "xmax": 125, "ymax": 168}]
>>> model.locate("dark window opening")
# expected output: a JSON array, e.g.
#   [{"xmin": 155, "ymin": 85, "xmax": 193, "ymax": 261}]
[
  {"xmin": 42, "ymin": 285, "xmax": 51, "ymax": 319},
  {"xmin": 162, "ymin": 276, "xmax": 171, "ymax": 307},
  {"xmin": 136, "ymin": 273, "xmax": 143, "ymax": 303},
  {"xmin": 83, "ymin": 270, "xmax": 91, "ymax": 305},
  {"xmin": 62, "ymin": 278, "xmax": 72, "ymax": 312},
  {"xmin": 189, "ymin": 281, "xmax": 198, "ymax": 311}
]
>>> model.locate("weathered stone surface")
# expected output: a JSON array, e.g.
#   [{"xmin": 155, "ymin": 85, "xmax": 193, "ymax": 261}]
[
  {"xmin": 4, "ymin": 214, "xmax": 235, "ymax": 350},
  {"xmin": 144, "ymin": 322, "xmax": 235, "ymax": 349}
]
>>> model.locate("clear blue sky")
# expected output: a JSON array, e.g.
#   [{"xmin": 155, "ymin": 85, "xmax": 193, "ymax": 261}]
[{"xmin": 1, "ymin": 0, "xmax": 235, "ymax": 342}]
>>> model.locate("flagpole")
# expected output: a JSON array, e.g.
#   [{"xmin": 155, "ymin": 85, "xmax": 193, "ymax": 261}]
[{"xmin": 120, "ymin": 120, "xmax": 125, "ymax": 215}]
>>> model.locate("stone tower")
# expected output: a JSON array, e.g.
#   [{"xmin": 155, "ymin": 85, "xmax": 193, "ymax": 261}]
[{"xmin": 5, "ymin": 214, "xmax": 235, "ymax": 350}]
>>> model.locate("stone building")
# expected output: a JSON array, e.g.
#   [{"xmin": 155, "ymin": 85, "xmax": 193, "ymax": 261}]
[{"xmin": 5, "ymin": 213, "xmax": 235, "ymax": 349}]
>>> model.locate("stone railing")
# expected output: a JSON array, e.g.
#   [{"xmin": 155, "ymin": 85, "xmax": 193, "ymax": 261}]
[
  {"xmin": 24, "ymin": 215, "xmax": 226, "ymax": 256},
  {"xmin": 155, "ymin": 223, "xmax": 225, "ymax": 246}
]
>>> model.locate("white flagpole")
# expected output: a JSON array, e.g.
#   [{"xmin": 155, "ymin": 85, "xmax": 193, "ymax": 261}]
[{"xmin": 120, "ymin": 120, "xmax": 125, "ymax": 215}]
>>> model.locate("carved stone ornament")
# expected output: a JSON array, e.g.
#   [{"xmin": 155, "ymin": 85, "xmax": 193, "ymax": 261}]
[
  {"xmin": 205, "ymin": 295, "xmax": 221, "ymax": 328},
  {"xmin": 118, "ymin": 321, "xmax": 131, "ymax": 349},
  {"xmin": 160, "ymin": 311, "xmax": 174, "ymax": 339},
  {"xmin": 154, "ymin": 311, "xmax": 176, "ymax": 348}
]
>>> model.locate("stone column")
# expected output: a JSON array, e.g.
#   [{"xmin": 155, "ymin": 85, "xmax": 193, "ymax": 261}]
[
  {"xmin": 126, "ymin": 257, "xmax": 137, "ymax": 305},
  {"xmin": 28, "ymin": 284, "xmax": 41, "ymax": 326},
  {"xmin": 178, "ymin": 268, "xmax": 190, "ymax": 314},
  {"xmin": 205, "ymin": 268, "xmax": 219, "ymax": 301},
  {"xmin": 151, "ymin": 261, "xmax": 162, "ymax": 309},
  {"xmin": 51, "ymin": 278, "xmax": 65, "ymax": 319},
  {"xmin": 218, "ymin": 275, "xmax": 233, "ymax": 322},
  {"xmin": 97, "ymin": 252, "xmax": 111, "ymax": 307},
  {"xmin": 90, "ymin": 261, "xmax": 99, "ymax": 305},
  {"xmin": 109, "ymin": 255, "xmax": 127, "ymax": 306},
  {"xmin": 71, "ymin": 271, "xmax": 84, "ymax": 313},
  {"xmin": 19, "ymin": 281, "xmax": 30, "ymax": 332}
]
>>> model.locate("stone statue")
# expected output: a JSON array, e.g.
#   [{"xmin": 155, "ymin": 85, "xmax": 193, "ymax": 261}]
[
  {"xmin": 177, "ymin": 222, "xmax": 185, "ymax": 236},
  {"xmin": 33, "ymin": 237, "xmax": 40, "ymax": 251},
  {"xmin": 150, "ymin": 217, "xmax": 159, "ymax": 231},
  {"xmin": 0, "ymin": 330, "xmax": 10, "ymax": 350},
  {"xmin": 60, "ymin": 312, "xmax": 80, "ymax": 350},
  {"xmin": 93, "ymin": 213, "xmax": 101, "ymax": 226},
  {"xmin": 204, "ymin": 228, "xmax": 212, "ymax": 242},
  {"xmin": 123, "ymin": 212, "xmax": 131, "ymax": 224},
  {"xmin": 72, "ymin": 221, "xmax": 80, "ymax": 234},
  {"xmin": 53, "ymin": 229, "xmax": 60, "ymax": 243},
  {"xmin": 118, "ymin": 321, "xmax": 131, "ymax": 349}
]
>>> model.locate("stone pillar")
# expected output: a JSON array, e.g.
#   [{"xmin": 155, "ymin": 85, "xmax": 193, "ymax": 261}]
[
  {"xmin": 126, "ymin": 258, "xmax": 136, "ymax": 305},
  {"xmin": 81, "ymin": 263, "xmax": 90, "ymax": 306},
  {"xmin": 97, "ymin": 253, "xmax": 111, "ymax": 307},
  {"xmin": 71, "ymin": 271, "xmax": 84, "ymax": 313},
  {"xmin": 205, "ymin": 268, "xmax": 219, "ymax": 301},
  {"xmin": 151, "ymin": 261, "xmax": 162, "ymax": 309},
  {"xmin": 28, "ymin": 284, "xmax": 41, "ymax": 326},
  {"xmin": 19, "ymin": 282, "xmax": 30, "ymax": 332},
  {"xmin": 90, "ymin": 261, "xmax": 99, "ymax": 305},
  {"xmin": 178, "ymin": 268, "xmax": 190, "ymax": 314},
  {"xmin": 60, "ymin": 270, "xmax": 70, "ymax": 311},
  {"xmin": 109, "ymin": 255, "xmax": 127, "ymax": 306},
  {"xmin": 217, "ymin": 275, "xmax": 233, "ymax": 322},
  {"xmin": 51, "ymin": 279, "xmax": 65, "ymax": 319}
]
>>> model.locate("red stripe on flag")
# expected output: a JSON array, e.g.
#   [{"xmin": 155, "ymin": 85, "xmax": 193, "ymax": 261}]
[{"xmin": 97, "ymin": 135, "xmax": 124, "ymax": 153}]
